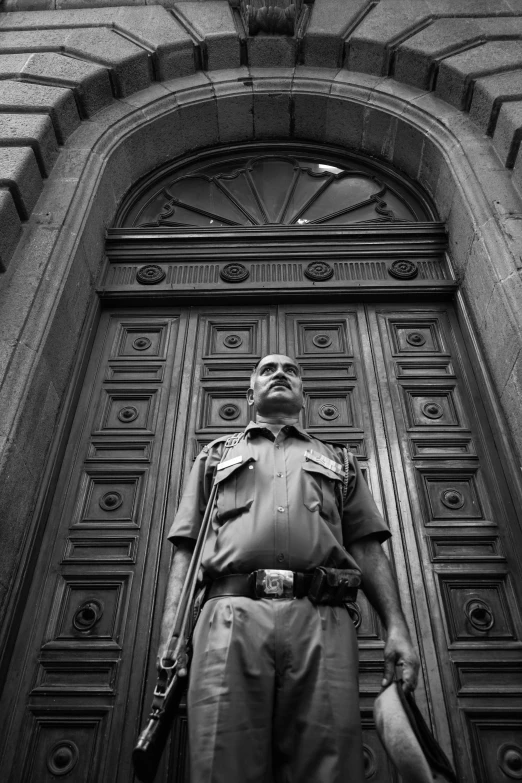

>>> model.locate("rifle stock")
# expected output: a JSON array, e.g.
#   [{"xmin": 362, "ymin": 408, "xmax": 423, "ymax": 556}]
[{"xmin": 132, "ymin": 672, "xmax": 187, "ymax": 783}]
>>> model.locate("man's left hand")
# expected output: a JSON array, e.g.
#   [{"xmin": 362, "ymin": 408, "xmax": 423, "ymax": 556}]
[{"xmin": 382, "ymin": 624, "xmax": 420, "ymax": 692}]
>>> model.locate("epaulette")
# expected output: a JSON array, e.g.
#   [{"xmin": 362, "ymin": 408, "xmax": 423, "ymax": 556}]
[{"xmin": 201, "ymin": 432, "xmax": 242, "ymax": 454}]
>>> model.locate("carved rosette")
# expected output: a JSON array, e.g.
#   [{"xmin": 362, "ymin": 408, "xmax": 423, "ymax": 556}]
[
  {"xmin": 388, "ymin": 259, "xmax": 418, "ymax": 279},
  {"xmin": 220, "ymin": 263, "xmax": 249, "ymax": 283},
  {"xmin": 498, "ymin": 743, "xmax": 522, "ymax": 779},
  {"xmin": 219, "ymin": 403, "xmax": 241, "ymax": 420},
  {"xmin": 304, "ymin": 261, "xmax": 334, "ymax": 281},
  {"xmin": 224, "ymin": 334, "xmax": 243, "ymax": 348},
  {"xmin": 406, "ymin": 331, "xmax": 426, "ymax": 346},
  {"xmin": 136, "ymin": 264, "xmax": 166, "ymax": 285},
  {"xmin": 47, "ymin": 741, "xmax": 79, "ymax": 776}
]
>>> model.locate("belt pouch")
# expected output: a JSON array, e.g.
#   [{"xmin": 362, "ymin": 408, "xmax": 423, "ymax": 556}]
[{"xmin": 308, "ymin": 567, "xmax": 361, "ymax": 605}]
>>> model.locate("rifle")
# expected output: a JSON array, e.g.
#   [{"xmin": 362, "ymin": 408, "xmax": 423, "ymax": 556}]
[{"xmin": 132, "ymin": 435, "xmax": 240, "ymax": 782}]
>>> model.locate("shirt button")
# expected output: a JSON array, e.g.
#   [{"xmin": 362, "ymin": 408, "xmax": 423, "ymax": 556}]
[
  {"xmin": 277, "ymin": 472, "xmax": 283, "ymax": 478},
  {"xmin": 275, "ymin": 445, "xmax": 280, "ymax": 449},
  {"xmin": 277, "ymin": 506, "xmax": 285, "ymax": 513},
  {"xmin": 277, "ymin": 553, "xmax": 285, "ymax": 563},
  {"xmin": 248, "ymin": 465, "xmax": 254, "ymax": 470}
]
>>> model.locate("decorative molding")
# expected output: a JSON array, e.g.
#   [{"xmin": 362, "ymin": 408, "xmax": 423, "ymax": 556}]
[
  {"xmin": 132, "ymin": 337, "xmax": 152, "ymax": 351},
  {"xmin": 312, "ymin": 334, "xmax": 332, "ymax": 348},
  {"xmin": 220, "ymin": 262, "xmax": 249, "ymax": 283},
  {"xmin": 498, "ymin": 743, "xmax": 522, "ymax": 779},
  {"xmin": 388, "ymin": 259, "xmax": 418, "ymax": 279},
  {"xmin": 219, "ymin": 403, "xmax": 241, "ymax": 420},
  {"xmin": 422, "ymin": 402, "xmax": 444, "ymax": 420},
  {"xmin": 117, "ymin": 406, "xmax": 139, "ymax": 423},
  {"xmin": 101, "ymin": 255, "xmax": 454, "ymax": 296},
  {"xmin": 47, "ymin": 740, "xmax": 80, "ymax": 777},
  {"xmin": 406, "ymin": 331, "xmax": 426, "ymax": 347},
  {"xmin": 98, "ymin": 491, "xmax": 123, "ymax": 512},
  {"xmin": 223, "ymin": 334, "xmax": 243, "ymax": 348},
  {"xmin": 304, "ymin": 261, "xmax": 333, "ymax": 281},
  {"xmin": 136, "ymin": 264, "xmax": 166, "ymax": 285},
  {"xmin": 441, "ymin": 488, "xmax": 465, "ymax": 510},
  {"xmin": 362, "ymin": 743, "xmax": 377, "ymax": 778},
  {"xmin": 318, "ymin": 403, "xmax": 339, "ymax": 421}
]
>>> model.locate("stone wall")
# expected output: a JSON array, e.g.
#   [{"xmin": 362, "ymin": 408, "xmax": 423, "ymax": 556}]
[{"xmin": 1, "ymin": 0, "xmax": 522, "ymax": 655}]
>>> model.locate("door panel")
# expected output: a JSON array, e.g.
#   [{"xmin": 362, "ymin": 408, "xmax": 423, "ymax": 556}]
[
  {"xmin": 1, "ymin": 303, "xmax": 521, "ymax": 783},
  {"xmin": 0, "ymin": 310, "xmax": 188, "ymax": 782},
  {"xmin": 369, "ymin": 305, "xmax": 522, "ymax": 781}
]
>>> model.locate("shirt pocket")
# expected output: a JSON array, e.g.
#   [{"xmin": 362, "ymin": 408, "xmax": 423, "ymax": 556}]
[
  {"xmin": 214, "ymin": 457, "xmax": 256, "ymax": 523},
  {"xmin": 301, "ymin": 461, "xmax": 342, "ymax": 521}
]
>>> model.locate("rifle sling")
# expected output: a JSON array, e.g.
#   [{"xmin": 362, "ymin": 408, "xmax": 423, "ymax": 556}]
[{"xmin": 162, "ymin": 434, "xmax": 242, "ymax": 668}]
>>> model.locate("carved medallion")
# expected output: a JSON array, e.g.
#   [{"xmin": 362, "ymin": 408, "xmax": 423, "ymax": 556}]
[
  {"xmin": 136, "ymin": 264, "xmax": 166, "ymax": 285},
  {"xmin": 47, "ymin": 741, "xmax": 79, "ymax": 777},
  {"xmin": 319, "ymin": 404, "xmax": 339, "ymax": 421},
  {"xmin": 99, "ymin": 491, "xmax": 123, "ymax": 511},
  {"xmin": 312, "ymin": 334, "xmax": 332, "ymax": 348},
  {"xmin": 304, "ymin": 262, "xmax": 334, "ymax": 281},
  {"xmin": 118, "ymin": 406, "xmax": 139, "ymax": 423},
  {"xmin": 498, "ymin": 743, "xmax": 522, "ymax": 779},
  {"xmin": 219, "ymin": 403, "xmax": 241, "ymax": 420},
  {"xmin": 362, "ymin": 743, "xmax": 377, "ymax": 778},
  {"xmin": 388, "ymin": 260, "xmax": 418, "ymax": 279},
  {"xmin": 224, "ymin": 334, "xmax": 243, "ymax": 348},
  {"xmin": 422, "ymin": 402, "xmax": 443, "ymax": 419},
  {"xmin": 220, "ymin": 263, "xmax": 249, "ymax": 283},
  {"xmin": 406, "ymin": 331, "xmax": 426, "ymax": 347},
  {"xmin": 133, "ymin": 336, "xmax": 152, "ymax": 351},
  {"xmin": 441, "ymin": 489, "xmax": 465, "ymax": 510}
]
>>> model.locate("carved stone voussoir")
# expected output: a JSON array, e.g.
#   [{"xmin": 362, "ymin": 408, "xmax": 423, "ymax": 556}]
[{"xmin": 233, "ymin": 0, "xmax": 313, "ymax": 37}]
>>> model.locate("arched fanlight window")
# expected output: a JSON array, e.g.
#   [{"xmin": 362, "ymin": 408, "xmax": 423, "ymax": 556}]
[{"xmin": 116, "ymin": 144, "xmax": 436, "ymax": 229}]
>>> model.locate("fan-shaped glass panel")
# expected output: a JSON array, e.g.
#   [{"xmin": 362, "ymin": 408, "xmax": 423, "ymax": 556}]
[{"xmin": 119, "ymin": 148, "xmax": 435, "ymax": 228}]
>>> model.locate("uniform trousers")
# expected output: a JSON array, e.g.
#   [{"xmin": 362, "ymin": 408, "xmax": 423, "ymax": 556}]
[{"xmin": 187, "ymin": 595, "xmax": 365, "ymax": 783}]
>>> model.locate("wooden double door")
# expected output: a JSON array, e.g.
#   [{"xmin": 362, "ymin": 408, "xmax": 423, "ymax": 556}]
[{"xmin": 1, "ymin": 302, "xmax": 521, "ymax": 782}]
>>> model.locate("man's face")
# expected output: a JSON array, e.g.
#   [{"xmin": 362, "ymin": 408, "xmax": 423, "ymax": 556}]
[{"xmin": 248, "ymin": 355, "xmax": 304, "ymax": 417}]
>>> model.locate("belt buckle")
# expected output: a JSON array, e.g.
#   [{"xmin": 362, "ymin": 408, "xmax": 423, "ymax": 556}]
[{"xmin": 255, "ymin": 569, "xmax": 294, "ymax": 599}]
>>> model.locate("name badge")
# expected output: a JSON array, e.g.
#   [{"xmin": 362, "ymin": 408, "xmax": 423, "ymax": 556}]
[
  {"xmin": 304, "ymin": 449, "xmax": 344, "ymax": 476},
  {"xmin": 217, "ymin": 455, "xmax": 243, "ymax": 471}
]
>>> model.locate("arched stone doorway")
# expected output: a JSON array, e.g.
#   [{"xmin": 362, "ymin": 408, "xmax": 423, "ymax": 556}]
[
  {"xmin": 1, "ymin": 59, "xmax": 520, "ymax": 780},
  {"xmin": 2, "ymin": 132, "xmax": 522, "ymax": 782}
]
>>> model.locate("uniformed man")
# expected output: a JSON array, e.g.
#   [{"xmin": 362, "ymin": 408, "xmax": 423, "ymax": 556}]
[{"xmin": 158, "ymin": 354, "xmax": 420, "ymax": 783}]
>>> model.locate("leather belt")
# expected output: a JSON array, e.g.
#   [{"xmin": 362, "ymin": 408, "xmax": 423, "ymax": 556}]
[{"xmin": 208, "ymin": 570, "xmax": 314, "ymax": 601}]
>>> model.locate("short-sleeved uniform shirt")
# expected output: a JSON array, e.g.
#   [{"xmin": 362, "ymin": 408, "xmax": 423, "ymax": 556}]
[{"xmin": 168, "ymin": 421, "xmax": 390, "ymax": 578}]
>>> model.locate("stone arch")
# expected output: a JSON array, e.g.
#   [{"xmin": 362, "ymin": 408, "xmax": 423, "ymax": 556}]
[{"xmin": 2, "ymin": 68, "xmax": 522, "ymax": 651}]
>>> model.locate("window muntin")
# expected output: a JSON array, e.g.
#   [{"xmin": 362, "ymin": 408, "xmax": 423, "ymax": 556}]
[{"xmin": 118, "ymin": 147, "xmax": 435, "ymax": 229}]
